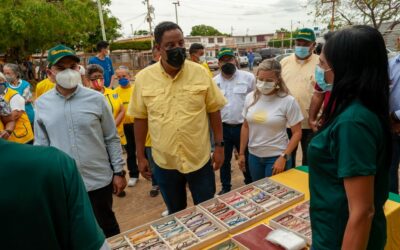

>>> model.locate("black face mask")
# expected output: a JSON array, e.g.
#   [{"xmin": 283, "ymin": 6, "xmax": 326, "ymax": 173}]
[
  {"xmin": 166, "ymin": 47, "xmax": 186, "ymax": 68},
  {"xmin": 221, "ymin": 62, "xmax": 236, "ymax": 75}
]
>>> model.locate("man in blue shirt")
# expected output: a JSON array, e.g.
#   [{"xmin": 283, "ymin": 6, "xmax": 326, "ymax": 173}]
[
  {"xmin": 88, "ymin": 41, "xmax": 115, "ymax": 88},
  {"xmin": 247, "ymin": 50, "xmax": 255, "ymax": 71},
  {"xmin": 389, "ymin": 54, "xmax": 400, "ymax": 194}
]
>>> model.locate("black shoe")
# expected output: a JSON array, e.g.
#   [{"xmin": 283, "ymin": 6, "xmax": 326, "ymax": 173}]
[
  {"xmin": 150, "ymin": 186, "xmax": 160, "ymax": 197},
  {"xmin": 116, "ymin": 191, "xmax": 126, "ymax": 197},
  {"xmin": 217, "ymin": 189, "xmax": 230, "ymax": 195}
]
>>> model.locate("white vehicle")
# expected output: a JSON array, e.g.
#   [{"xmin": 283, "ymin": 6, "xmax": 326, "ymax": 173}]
[
  {"xmin": 203, "ymin": 56, "xmax": 219, "ymax": 70},
  {"xmin": 237, "ymin": 55, "xmax": 248, "ymax": 66}
]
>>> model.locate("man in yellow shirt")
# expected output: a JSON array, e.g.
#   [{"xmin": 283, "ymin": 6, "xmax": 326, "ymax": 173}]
[
  {"xmin": 35, "ymin": 77, "xmax": 55, "ymax": 99},
  {"xmin": 280, "ymin": 28, "xmax": 319, "ymax": 167},
  {"xmin": 189, "ymin": 43, "xmax": 213, "ymax": 77},
  {"xmin": 114, "ymin": 66, "xmax": 140, "ymax": 188},
  {"xmin": 128, "ymin": 21, "xmax": 226, "ymax": 214}
]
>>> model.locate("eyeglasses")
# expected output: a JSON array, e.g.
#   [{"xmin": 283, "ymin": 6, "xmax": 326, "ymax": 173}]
[
  {"xmin": 213, "ymin": 207, "xmax": 230, "ymax": 216},
  {"xmin": 177, "ymin": 211, "xmax": 196, "ymax": 222},
  {"xmin": 261, "ymin": 198, "xmax": 281, "ymax": 210},
  {"xmin": 166, "ymin": 231, "xmax": 194, "ymax": 246},
  {"xmin": 196, "ymin": 225, "xmax": 219, "ymax": 238},
  {"xmin": 278, "ymin": 190, "xmax": 297, "ymax": 200},
  {"xmin": 239, "ymin": 187, "xmax": 254, "ymax": 196},
  {"xmin": 185, "ymin": 217, "xmax": 208, "ymax": 229},
  {"xmin": 89, "ymin": 76, "xmax": 104, "ymax": 81},
  {"xmin": 219, "ymin": 210, "xmax": 236, "ymax": 221},
  {"xmin": 251, "ymin": 191, "xmax": 270, "ymax": 204},
  {"xmin": 132, "ymin": 237, "xmax": 161, "ymax": 249},
  {"xmin": 127, "ymin": 229, "xmax": 156, "ymax": 244},
  {"xmin": 173, "ymin": 237, "xmax": 199, "ymax": 250},
  {"xmin": 225, "ymin": 215, "xmax": 248, "ymax": 227},
  {"xmin": 215, "ymin": 241, "xmax": 240, "ymax": 250},
  {"xmin": 162, "ymin": 226, "xmax": 185, "ymax": 239},
  {"xmin": 183, "ymin": 213, "xmax": 204, "ymax": 226},
  {"xmin": 153, "ymin": 219, "xmax": 176, "ymax": 232},
  {"xmin": 207, "ymin": 202, "xmax": 226, "ymax": 214},
  {"xmin": 232, "ymin": 199, "xmax": 248, "ymax": 208},
  {"xmin": 276, "ymin": 214, "xmax": 294, "ymax": 224},
  {"xmin": 244, "ymin": 206, "xmax": 264, "ymax": 218}
]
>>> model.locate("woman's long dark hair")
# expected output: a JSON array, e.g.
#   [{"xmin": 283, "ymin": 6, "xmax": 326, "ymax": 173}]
[{"xmin": 321, "ymin": 25, "xmax": 392, "ymax": 162}]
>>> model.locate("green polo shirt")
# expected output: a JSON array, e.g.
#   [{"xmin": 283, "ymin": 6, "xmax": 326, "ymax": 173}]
[
  {"xmin": 308, "ymin": 101, "xmax": 389, "ymax": 250},
  {"xmin": 0, "ymin": 139, "xmax": 105, "ymax": 250}
]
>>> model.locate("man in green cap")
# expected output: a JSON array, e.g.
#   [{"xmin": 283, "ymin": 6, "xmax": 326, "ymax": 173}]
[
  {"xmin": 280, "ymin": 28, "xmax": 319, "ymax": 168},
  {"xmin": 213, "ymin": 47, "xmax": 254, "ymax": 195},
  {"xmin": 34, "ymin": 44, "xmax": 126, "ymax": 237}
]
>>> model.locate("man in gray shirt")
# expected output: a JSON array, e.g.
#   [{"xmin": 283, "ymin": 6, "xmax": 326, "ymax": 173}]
[{"xmin": 34, "ymin": 44, "xmax": 126, "ymax": 237}]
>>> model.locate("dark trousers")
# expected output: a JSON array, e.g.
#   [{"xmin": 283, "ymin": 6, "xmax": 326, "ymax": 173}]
[
  {"xmin": 390, "ymin": 134, "xmax": 400, "ymax": 194},
  {"xmin": 153, "ymin": 160, "xmax": 216, "ymax": 214},
  {"xmin": 287, "ymin": 128, "xmax": 314, "ymax": 168},
  {"xmin": 88, "ymin": 182, "xmax": 120, "ymax": 238},
  {"xmin": 220, "ymin": 123, "xmax": 252, "ymax": 191},
  {"xmin": 124, "ymin": 123, "xmax": 139, "ymax": 178}
]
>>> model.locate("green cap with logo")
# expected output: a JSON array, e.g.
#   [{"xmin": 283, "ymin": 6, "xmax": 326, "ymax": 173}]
[
  {"xmin": 217, "ymin": 47, "xmax": 235, "ymax": 60},
  {"xmin": 47, "ymin": 44, "xmax": 80, "ymax": 67},
  {"xmin": 295, "ymin": 28, "xmax": 316, "ymax": 42}
]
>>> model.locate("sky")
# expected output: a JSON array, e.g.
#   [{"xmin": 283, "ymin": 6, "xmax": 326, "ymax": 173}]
[{"xmin": 108, "ymin": 0, "xmax": 317, "ymax": 38}]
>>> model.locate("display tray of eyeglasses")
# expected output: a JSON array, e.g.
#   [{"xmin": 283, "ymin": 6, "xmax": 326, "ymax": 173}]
[
  {"xmin": 199, "ymin": 178, "xmax": 304, "ymax": 233},
  {"xmin": 269, "ymin": 201, "xmax": 311, "ymax": 245},
  {"xmin": 107, "ymin": 206, "xmax": 229, "ymax": 250},
  {"xmin": 207, "ymin": 238, "xmax": 249, "ymax": 250}
]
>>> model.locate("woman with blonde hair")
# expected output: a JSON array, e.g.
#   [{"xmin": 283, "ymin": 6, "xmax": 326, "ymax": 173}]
[{"xmin": 239, "ymin": 59, "xmax": 303, "ymax": 180}]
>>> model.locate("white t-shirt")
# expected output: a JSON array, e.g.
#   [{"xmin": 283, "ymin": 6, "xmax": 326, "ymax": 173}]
[
  {"xmin": 1, "ymin": 89, "xmax": 26, "ymax": 112},
  {"xmin": 242, "ymin": 92, "xmax": 303, "ymax": 158}
]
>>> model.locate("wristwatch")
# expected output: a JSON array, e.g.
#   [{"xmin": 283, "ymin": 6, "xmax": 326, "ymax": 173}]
[
  {"xmin": 214, "ymin": 141, "xmax": 225, "ymax": 147},
  {"xmin": 280, "ymin": 153, "xmax": 289, "ymax": 161},
  {"xmin": 113, "ymin": 170, "xmax": 126, "ymax": 177}
]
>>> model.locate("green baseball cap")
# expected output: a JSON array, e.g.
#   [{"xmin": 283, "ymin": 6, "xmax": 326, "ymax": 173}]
[
  {"xmin": 295, "ymin": 28, "xmax": 316, "ymax": 42},
  {"xmin": 47, "ymin": 44, "xmax": 80, "ymax": 67},
  {"xmin": 217, "ymin": 47, "xmax": 235, "ymax": 60}
]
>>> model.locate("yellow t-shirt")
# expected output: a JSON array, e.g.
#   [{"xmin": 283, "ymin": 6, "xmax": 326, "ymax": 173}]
[
  {"xmin": 280, "ymin": 54, "xmax": 319, "ymax": 129},
  {"xmin": 35, "ymin": 78, "xmax": 55, "ymax": 99},
  {"xmin": 104, "ymin": 88, "xmax": 127, "ymax": 145},
  {"xmin": 115, "ymin": 85, "xmax": 134, "ymax": 124},
  {"xmin": 128, "ymin": 60, "xmax": 226, "ymax": 173},
  {"xmin": 201, "ymin": 61, "xmax": 213, "ymax": 77}
]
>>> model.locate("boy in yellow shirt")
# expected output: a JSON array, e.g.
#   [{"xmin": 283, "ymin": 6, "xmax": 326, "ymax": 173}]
[{"xmin": 114, "ymin": 66, "xmax": 140, "ymax": 187}]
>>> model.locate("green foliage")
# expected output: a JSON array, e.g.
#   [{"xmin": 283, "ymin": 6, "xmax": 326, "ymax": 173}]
[
  {"xmin": 190, "ymin": 25, "xmax": 223, "ymax": 36},
  {"xmin": 134, "ymin": 30, "xmax": 149, "ymax": 35},
  {"xmin": 0, "ymin": 0, "xmax": 121, "ymax": 61},
  {"xmin": 307, "ymin": 0, "xmax": 400, "ymax": 34},
  {"xmin": 268, "ymin": 39, "xmax": 293, "ymax": 48},
  {"xmin": 110, "ymin": 40, "xmax": 152, "ymax": 51}
]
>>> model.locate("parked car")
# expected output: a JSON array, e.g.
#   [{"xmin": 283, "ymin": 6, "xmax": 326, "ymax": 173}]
[
  {"xmin": 253, "ymin": 52, "xmax": 262, "ymax": 65},
  {"xmin": 237, "ymin": 55, "xmax": 248, "ymax": 67},
  {"xmin": 274, "ymin": 53, "xmax": 293, "ymax": 62},
  {"xmin": 284, "ymin": 49, "xmax": 294, "ymax": 54},
  {"xmin": 203, "ymin": 56, "xmax": 219, "ymax": 70},
  {"xmin": 259, "ymin": 48, "xmax": 283, "ymax": 60}
]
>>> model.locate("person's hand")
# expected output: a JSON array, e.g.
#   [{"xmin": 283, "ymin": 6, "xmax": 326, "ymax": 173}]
[
  {"xmin": 138, "ymin": 157, "xmax": 152, "ymax": 180},
  {"xmin": 212, "ymin": 146, "xmax": 224, "ymax": 171},
  {"xmin": 309, "ymin": 119, "xmax": 319, "ymax": 132},
  {"xmin": 393, "ymin": 123, "xmax": 400, "ymax": 135},
  {"xmin": 272, "ymin": 156, "xmax": 286, "ymax": 175},
  {"xmin": 238, "ymin": 154, "xmax": 246, "ymax": 172},
  {"xmin": 113, "ymin": 175, "xmax": 127, "ymax": 196},
  {"xmin": 0, "ymin": 130, "xmax": 10, "ymax": 139}
]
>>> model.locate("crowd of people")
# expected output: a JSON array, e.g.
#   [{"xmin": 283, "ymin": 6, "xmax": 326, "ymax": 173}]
[{"xmin": 1, "ymin": 20, "xmax": 400, "ymax": 250}]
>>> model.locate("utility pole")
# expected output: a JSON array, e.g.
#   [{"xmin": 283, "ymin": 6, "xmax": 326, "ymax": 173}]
[
  {"xmin": 130, "ymin": 24, "xmax": 134, "ymax": 36},
  {"xmin": 321, "ymin": 0, "xmax": 336, "ymax": 31},
  {"xmin": 290, "ymin": 20, "xmax": 293, "ymax": 49},
  {"xmin": 172, "ymin": 1, "xmax": 180, "ymax": 24},
  {"xmin": 96, "ymin": 0, "xmax": 106, "ymax": 41},
  {"xmin": 231, "ymin": 26, "xmax": 234, "ymax": 36},
  {"xmin": 144, "ymin": 0, "xmax": 154, "ymax": 47}
]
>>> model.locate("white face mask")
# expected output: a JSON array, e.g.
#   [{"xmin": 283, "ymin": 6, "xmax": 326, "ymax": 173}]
[
  {"xmin": 55, "ymin": 68, "xmax": 82, "ymax": 89},
  {"xmin": 256, "ymin": 79, "xmax": 277, "ymax": 95}
]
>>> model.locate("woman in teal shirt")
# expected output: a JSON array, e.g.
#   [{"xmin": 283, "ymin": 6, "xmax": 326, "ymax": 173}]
[{"xmin": 308, "ymin": 25, "xmax": 392, "ymax": 250}]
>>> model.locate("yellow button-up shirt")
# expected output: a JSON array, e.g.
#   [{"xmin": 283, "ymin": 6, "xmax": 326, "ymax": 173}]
[
  {"xmin": 281, "ymin": 54, "xmax": 319, "ymax": 129},
  {"xmin": 128, "ymin": 60, "xmax": 226, "ymax": 173}
]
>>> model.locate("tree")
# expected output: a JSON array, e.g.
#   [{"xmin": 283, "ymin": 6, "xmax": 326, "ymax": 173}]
[
  {"xmin": 134, "ymin": 30, "xmax": 149, "ymax": 35},
  {"xmin": 308, "ymin": 0, "xmax": 400, "ymax": 35},
  {"xmin": 190, "ymin": 25, "xmax": 224, "ymax": 36},
  {"xmin": 0, "ymin": 0, "xmax": 121, "ymax": 62}
]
